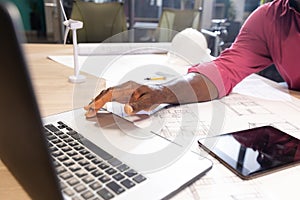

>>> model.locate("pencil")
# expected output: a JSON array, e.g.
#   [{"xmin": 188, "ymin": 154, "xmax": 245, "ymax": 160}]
[{"xmin": 144, "ymin": 76, "xmax": 166, "ymax": 80}]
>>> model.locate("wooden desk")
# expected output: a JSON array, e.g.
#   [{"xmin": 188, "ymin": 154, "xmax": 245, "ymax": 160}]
[{"xmin": 1, "ymin": 44, "xmax": 300, "ymax": 199}]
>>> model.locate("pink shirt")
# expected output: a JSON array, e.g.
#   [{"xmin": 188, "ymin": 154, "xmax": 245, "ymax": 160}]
[{"xmin": 188, "ymin": 0, "xmax": 300, "ymax": 98}]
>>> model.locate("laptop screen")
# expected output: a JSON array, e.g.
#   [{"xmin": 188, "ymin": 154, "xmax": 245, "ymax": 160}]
[{"xmin": 0, "ymin": 2, "xmax": 63, "ymax": 199}]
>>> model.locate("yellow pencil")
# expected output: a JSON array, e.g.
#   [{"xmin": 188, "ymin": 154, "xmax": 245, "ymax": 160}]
[{"xmin": 144, "ymin": 76, "xmax": 166, "ymax": 80}]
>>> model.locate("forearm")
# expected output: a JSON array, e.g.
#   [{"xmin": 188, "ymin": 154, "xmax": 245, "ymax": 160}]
[{"xmin": 157, "ymin": 73, "xmax": 219, "ymax": 105}]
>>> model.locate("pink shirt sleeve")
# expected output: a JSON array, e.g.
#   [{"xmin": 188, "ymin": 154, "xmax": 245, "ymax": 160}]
[{"xmin": 189, "ymin": 5, "xmax": 273, "ymax": 98}]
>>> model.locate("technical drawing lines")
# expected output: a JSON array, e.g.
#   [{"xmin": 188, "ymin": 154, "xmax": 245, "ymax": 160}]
[
  {"xmin": 248, "ymin": 121, "xmax": 300, "ymax": 132},
  {"xmin": 220, "ymin": 94, "xmax": 272, "ymax": 116}
]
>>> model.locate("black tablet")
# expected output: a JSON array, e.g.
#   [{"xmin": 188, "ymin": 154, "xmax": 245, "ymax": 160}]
[{"xmin": 198, "ymin": 126, "xmax": 300, "ymax": 179}]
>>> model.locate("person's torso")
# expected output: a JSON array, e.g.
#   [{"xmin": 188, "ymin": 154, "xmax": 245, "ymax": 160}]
[{"xmin": 266, "ymin": 0, "xmax": 300, "ymax": 90}]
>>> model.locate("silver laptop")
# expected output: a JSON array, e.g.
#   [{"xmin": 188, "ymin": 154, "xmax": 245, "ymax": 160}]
[{"xmin": 0, "ymin": 2, "xmax": 212, "ymax": 200}]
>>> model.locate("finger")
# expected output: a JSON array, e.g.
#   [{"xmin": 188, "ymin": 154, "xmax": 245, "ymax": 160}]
[
  {"xmin": 84, "ymin": 89, "xmax": 113, "ymax": 118},
  {"xmin": 84, "ymin": 99, "xmax": 96, "ymax": 110},
  {"xmin": 124, "ymin": 104, "xmax": 133, "ymax": 115},
  {"xmin": 130, "ymin": 85, "xmax": 149, "ymax": 101},
  {"xmin": 126, "ymin": 95, "xmax": 155, "ymax": 115},
  {"xmin": 85, "ymin": 108, "xmax": 97, "ymax": 118},
  {"xmin": 85, "ymin": 89, "xmax": 113, "ymax": 111}
]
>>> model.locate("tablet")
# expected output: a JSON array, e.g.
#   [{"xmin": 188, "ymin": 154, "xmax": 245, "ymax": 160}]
[{"xmin": 198, "ymin": 126, "xmax": 300, "ymax": 179}]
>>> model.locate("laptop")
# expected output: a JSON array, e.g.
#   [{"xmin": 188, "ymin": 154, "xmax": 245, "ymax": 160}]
[{"xmin": 0, "ymin": 2, "xmax": 212, "ymax": 200}]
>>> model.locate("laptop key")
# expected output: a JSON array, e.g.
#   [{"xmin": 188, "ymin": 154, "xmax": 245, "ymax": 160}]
[
  {"xmin": 124, "ymin": 169, "xmax": 137, "ymax": 177},
  {"xmin": 47, "ymin": 134, "xmax": 56, "ymax": 140},
  {"xmin": 69, "ymin": 165, "xmax": 81, "ymax": 172},
  {"xmin": 85, "ymin": 164, "xmax": 96, "ymax": 172},
  {"xmin": 58, "ymin": 124, "xmax": 67, "ymax": 129},
  {"xmin": 78, "ymin": 160, "xmax": 89, "ymax": 166},
  {"xmin": 63, "ymin": 188, "xmax": 75, "ymax": 197},
  {"xmin": 69, "ymin": 141, "xmax": 79, "ymax": 147},
  {"xmin": 49, "ymin": 146, "xmax": 58, "ymax": 152},
  {"xmin": 72, "ymin": 155, "xmax": 84, "ymax": 161},
  {"xmin": 83, "ymin": 139, "xmax": 113, "ymax": 161},
  {"xmin": 53, "ymin": 160, "xmax": 60, "ymax": 168},
  {"xmin": 91, "ymin": 170, "xmax": 103, "ymax": 177},
  {"xmin": 59, "ymin": 181, "xmax": 67, "ymax": 189},
  {"xmin": 105, "ymin": 168, "xmax": 117, "ymax": 175},
  {"xmin": 117, "ymin": 164, "xmax": 129, "ymax": 172},
  {"xmin": 60, "ymin": 172, "xmax": 73, "ymax": 180},
  {"xmin": 99, "ymin": 175, "xmax": 110, "ymax": 183},
  {"xmin": 67, "ymin": 130, "xmax": 79, "ymax": 137},
  {"xmin": 92, "ymin": 158, "xmax": 102, "ymax": 165},
  {"xmin": 107, "ymin": 158, "xmax": 122, "ymax": 167},
  {"xmin": 56, "ymin": 142, "xmax": 67, "ymax": 148},
  {"xmin": 52, "ymin": 151, "xmax": 63, "ymax": 157},
  {"xmin": 45, "ymin": 124, "xmax": 60, "ymax": 132},
  {"xmin": 106, "ymin": 181, "xmax": 125, "ymax": 194},
  {"xmin": 74, "ymin": 183, "xmax": 87, "ymax": 193},
  {"xmin": 98, "ymin": 163, "xmax": 109, "ymax": 170},
  {"xmin": 54, "ymin": 131, "xmax": 65, "ymax": 136},
  {"xmin": 86, "ymin": 153, "xmax": 96, "ymax": 160},
  {"xmin": 51, "ymin": 139, "xmax": 61, "ymax": 144},
  {"xmin": 81, "ymin": 190, "xmax": 95, "ymax": 199},
  {"xmin": 74, "ymin": 145, "xmax": 84, "ymax": 151},
  {"xmin": 57, "ymin": 155, "xmax": 69, "ymax": 162},
  {"xmin": 82, "ymin": 175, "xmax": 94, "ymax": 184},
  {"xmin": 59, "ymin": 134, "xmax": 69, "ymax": 140},
  {"xmin": 89, "ymin": 181, "xmax": 102, "ymax": 190},
  {"xmin": 97, "ymin": 188, "xmax": 114, "ymax": 200},
  {"xmin": 61, "ymin": 146, "xmax": 72, "ymax": 152},
  {"xmin": 63, "ymin": 137, "xmax": 74, "ymax": 143},
  {"xmin": 63, "ymin": 160, "xmax": 75, "ymax": 167},
  {"xmin": 133, "ymin": 174, "xmax": 147, "ymax": 183},
  {"xmin": 75, "ymin": 170, "xmax": 88, "ymax": 178},
  {"xmin": 112, "ymin": 173, "xmax": 125, "ymax": 181},
  {"xmin": 79, "ymin": 149, "xmax": 90, "ymax": 155},
  {"xmin": 121, "ymin": 179, "xmax": 136, "ymax": 189},
  {"xmin": 67, "ymin": 177, "xmax": 80, "ymax": 186},
  {"xmin": 56, "ymin": 166, "xmax": 66, "ymax": 174},
  {"xmin": 67, "ymin": 151, "xmax": 77, "ymax": 157},
  {"xmin": 66, "ymin": 127, "xmax": 73, "ymax": 131}
]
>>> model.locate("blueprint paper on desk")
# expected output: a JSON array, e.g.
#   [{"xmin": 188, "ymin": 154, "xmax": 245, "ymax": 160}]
[
  {"xmin": 47, "ymin": 53, "xmax": 189, "ymax": 87},
  {"xmin": 104, "ymin": 102, "xmax": 170, "ymax": 125},
  {"xmin": 232, "ymin": 74, "xmax": 292, "ymax": 101},
  {"xmin": 77, "ymin": 42, "xmax": 171, "ymax": 55}
]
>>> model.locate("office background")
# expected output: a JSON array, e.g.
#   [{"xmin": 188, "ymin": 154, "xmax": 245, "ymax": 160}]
[
  {"xmin": 8, "ymin": 0, "xmax": 260, "ymax": 42},
  {"xmin": 5, "ymin": 0, "xmax": 279, "ymax": 81}
]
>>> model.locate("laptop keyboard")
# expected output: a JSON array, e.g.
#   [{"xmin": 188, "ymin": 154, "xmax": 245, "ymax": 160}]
[{"xmin": 44, "ymin": 121, "xmax": 146, "ymax": 200}]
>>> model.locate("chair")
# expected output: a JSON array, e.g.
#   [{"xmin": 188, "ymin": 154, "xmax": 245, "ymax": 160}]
[
  {"xmin": 70, "ymin": 1, "xmax": 128, "ymax": 43},
  {"xmin": 155, "ymin": 8, "xmax": 202, "ymax": 42}
]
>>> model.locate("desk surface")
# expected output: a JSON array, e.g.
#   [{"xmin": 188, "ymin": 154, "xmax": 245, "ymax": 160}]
[{"xmin": 1, "ymin": 43, "xmax": 300, "ymax": 200}]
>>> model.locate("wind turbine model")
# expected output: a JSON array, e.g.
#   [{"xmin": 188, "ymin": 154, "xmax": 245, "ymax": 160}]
[{"xmin": 59, "ymin": 0, "xmax": 86, "ymax": 83}]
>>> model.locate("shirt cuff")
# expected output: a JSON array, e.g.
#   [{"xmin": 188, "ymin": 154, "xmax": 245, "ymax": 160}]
[{"xmin": 188, "ymin": 62, "xmax": 227, "ymax": 98}]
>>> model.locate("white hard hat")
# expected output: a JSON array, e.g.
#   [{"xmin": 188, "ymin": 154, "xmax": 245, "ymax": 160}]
[{"xmin": 167, "ymin": 28, "xmax": 213, "ymax": 65}]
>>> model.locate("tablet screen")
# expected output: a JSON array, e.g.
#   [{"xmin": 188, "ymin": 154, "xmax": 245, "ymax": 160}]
[{"xmin": 198, "ymin": 126, "xmax": 300, "ymax": 179}]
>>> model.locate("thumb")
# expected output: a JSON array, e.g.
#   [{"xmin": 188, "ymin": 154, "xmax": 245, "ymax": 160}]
[{"xmin": 124, "ymin": 104, "xmax": 134, "ymax": 115}]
